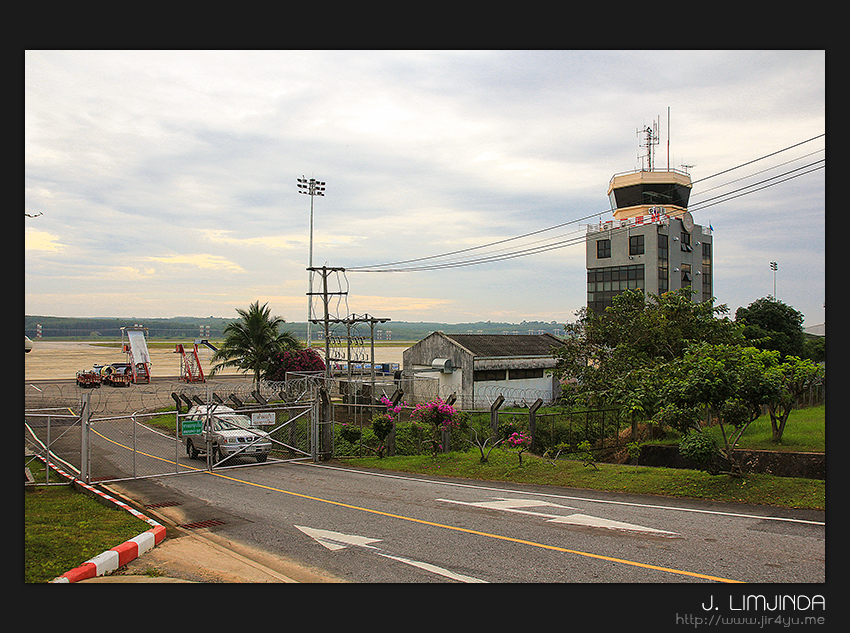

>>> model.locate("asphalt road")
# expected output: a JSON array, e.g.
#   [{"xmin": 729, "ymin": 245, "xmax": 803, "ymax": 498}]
[{"xmin": 103, "ymin": 448, "xmax": 824, "ymax": 583}]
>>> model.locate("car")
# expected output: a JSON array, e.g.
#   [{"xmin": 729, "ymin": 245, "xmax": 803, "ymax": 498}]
[{"xmin": 183, "ymin": 405, "xmax": 272, "ymax": 463}]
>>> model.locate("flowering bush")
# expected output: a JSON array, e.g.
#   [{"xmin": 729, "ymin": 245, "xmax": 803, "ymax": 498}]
[
  {"xmin": 379, "ymin": 396, "xmax": 406, "ymax": 421},
  {"xmin": 411, "ymin": 398, "xmax": 466, "ymax": 456},
  {"xmin": 506, "ymin": 430, "xmax": 533, "ymax": 465},
  {"xmin": 411, "ymin": 398, "xmax": 459, "ymax": 430},
  {"xmin": 264, "ymin": 348, "xmax": 325, "ymax": 381}
]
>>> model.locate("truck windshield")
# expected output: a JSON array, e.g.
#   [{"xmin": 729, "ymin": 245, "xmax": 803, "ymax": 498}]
[{"xmin": 213, "ymin": 414, "xmax": 255, "ymax": 431}]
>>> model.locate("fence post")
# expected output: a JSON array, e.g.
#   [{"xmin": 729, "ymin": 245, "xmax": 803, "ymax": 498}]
[
  {"xmin": 318, "ymin": 387, "xmax": 332, "ymax": 461},
  {"xmin": 490, "ymin": 395, "xmax": 505, "ymax": 443},
  {"xmin": 387, "ymin": 389, "xmax": 403, "ymax": 457},
  {"xmin": 79, "ymin": 392, "xmax": 91, "ymax": 484},
  {"xmin": 528, "ymin": 398, "xmax": 543, "ymax": 452}
]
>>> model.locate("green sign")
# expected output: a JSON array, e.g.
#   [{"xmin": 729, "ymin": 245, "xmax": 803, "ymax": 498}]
[{"xmin": 182, "ymin": 418, "xmax": 203, "ymax": 436}]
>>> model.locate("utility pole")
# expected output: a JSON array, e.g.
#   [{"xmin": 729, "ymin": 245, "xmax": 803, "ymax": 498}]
[{"xmin": 307, "ymin": 266, "xmax": 347, "ymax": 382}]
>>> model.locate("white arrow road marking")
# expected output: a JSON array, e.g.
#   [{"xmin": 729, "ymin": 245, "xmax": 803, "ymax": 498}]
[
  {"xmin": 294, "ymin": 525, "xmax": 382, "ymax": 551},
  {"xmin": 294, "ymin": 525, "xmax": 488, "ymax": 583},
  {"xmin": 437, "ymin": 497, "xmax": 678, "ymax": 536}
]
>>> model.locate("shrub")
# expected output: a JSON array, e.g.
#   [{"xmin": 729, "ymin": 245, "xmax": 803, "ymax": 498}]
[
  {"xmin": 678, "ymin": 429, "xmax": 719, "ymax": 468},
  {"xmin": 264, "ymin": 348, "xmax": 325, "ymax": 380}
]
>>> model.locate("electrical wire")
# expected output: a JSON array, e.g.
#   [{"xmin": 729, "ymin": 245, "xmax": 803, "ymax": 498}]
[
  {"xmin": 689, "ymin": 159, "xmax": 824, "ymax": 212},
  {"xmin": 347, "ymin": 135, "xmax": 824, "ymax": 273}
]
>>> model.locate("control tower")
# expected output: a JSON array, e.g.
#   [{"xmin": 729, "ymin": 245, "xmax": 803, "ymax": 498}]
[{"xmin": 586, "ymin": 119, "xmax": 712, "ymax": 313}]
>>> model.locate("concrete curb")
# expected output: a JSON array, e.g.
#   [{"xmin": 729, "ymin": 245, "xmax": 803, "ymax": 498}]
[{"xmin": 30, "ymin": 455, "xmax": 167, "ymax": 583}]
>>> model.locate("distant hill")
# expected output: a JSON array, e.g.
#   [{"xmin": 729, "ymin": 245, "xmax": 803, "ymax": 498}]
[{"xmin": 24, "ymin": 315, "xmax": 567, "ymax": 342}]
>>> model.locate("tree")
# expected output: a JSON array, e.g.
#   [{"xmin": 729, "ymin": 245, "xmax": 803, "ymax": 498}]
[
  {"xmin": 764, "ymin": 356, "xmax": 824, "ymax": 443},
  {"xmin": 654, "ymin": 344, "xmax": 781, "ymax": 476},
  {"xmin": 552, "ymin": 288, "xmax": 743, "ymax": 418},
  {"xmin": 735, "ymin": 296, "xmax": 805, "ymax": 360},
  {"xmin": 209, "ymin": 301, "xmax": 301, "ymax": 382}
]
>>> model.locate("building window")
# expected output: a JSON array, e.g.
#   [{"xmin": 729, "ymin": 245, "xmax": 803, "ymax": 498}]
[
  {"xmin": 474, "ymin": 369, "xmax": 506, "ymax": 382},
  {"xmin": 629, "ymin": 234, "xmax": 644, "ymax": 256},
  {"xmin": 702, "ymin": 242, "xmax": 712, "ymax": 300},
  {"xmin": 681, "ymin": 263, "xmax": 691, "ymax": 286},
  {"xmin": 508, "ymin": 368, "xmax": 544, "ymax": 380},
  {"xmin": 658, "ymin": 233, "xmax": 668, "ymax": 294},
  {"xmin": 597, "ymin": 239, "xmax": 611, "ymax": 259},
  {"xmin": 680, "ymin": 232, "xmax": 692, "ymax": 252},
  {"xmin": 587, "ymin": 264, "xmax": 645, "ymax": 313}
]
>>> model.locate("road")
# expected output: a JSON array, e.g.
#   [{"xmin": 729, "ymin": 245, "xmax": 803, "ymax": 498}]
[{"xmin": 102, "ymin": 431, "xmax": 824, "ymax": 583}]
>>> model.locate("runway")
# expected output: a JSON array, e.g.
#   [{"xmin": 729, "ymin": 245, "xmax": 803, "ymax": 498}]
[{"xmin": 24, "ymin": 340, "xmax": 409, "ymax": 382}]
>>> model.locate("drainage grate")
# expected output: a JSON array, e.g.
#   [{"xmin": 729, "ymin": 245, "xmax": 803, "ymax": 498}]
[
  {"xmin": 180, "ymin": 518, "xmax": 226, "ymax": 530},
  {"xmin": 145, "ymin": 501, "xmax": 182, "ymax": 508}
]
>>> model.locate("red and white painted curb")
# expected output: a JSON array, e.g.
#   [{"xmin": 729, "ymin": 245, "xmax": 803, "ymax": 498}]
[{"xmin": 31, "ymin": 456, "xmax": 167, "ymax": 583}]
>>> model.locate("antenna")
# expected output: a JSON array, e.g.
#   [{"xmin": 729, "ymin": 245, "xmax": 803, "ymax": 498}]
[{"xmin": 637, "ymin": 118, "xmax": 660, "ymax": 171}]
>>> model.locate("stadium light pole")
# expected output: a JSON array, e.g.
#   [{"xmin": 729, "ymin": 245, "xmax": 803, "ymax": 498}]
[
  {"xmin": 298, "ymin": 176, "xmax": 325, "ymax": 347},
  {"xmin": 770, "ymin": 261, "xmax": 778, "ymax": 299}
]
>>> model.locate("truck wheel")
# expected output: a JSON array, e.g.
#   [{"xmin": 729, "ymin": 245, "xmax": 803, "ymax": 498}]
[{"xmin": 187, "ymin": 441, "xmax": 199, "ymax": 459}]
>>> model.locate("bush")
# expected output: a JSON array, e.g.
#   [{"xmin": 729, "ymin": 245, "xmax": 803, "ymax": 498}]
[
  {"xmin": 264, "ymin": 348, "xmax": 325, "ymax": 381},
  {"xmin": 393, "ymin": 421, "xmax": 431, "ymax": 455},
  {"xmin": 678, "ymin": 430, "xmax": 719, "ymax": 467}
]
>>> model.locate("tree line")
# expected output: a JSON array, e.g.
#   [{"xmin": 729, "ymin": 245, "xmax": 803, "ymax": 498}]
[{"xmin": 550, "ymin": 289, "xmax": 824, "ymax": 476}]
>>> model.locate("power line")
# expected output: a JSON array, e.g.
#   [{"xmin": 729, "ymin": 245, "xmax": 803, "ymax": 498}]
[
  {"xmin": 689, "ymin": 159, "xmax": 824, "ymax": 212},
  {"xmin": 347, "ymin": 135, "xmax": 824, "ymax": 273},
  {"xmin": 689, "ymin": 133, "xmax": 824, "ymax": 185}
]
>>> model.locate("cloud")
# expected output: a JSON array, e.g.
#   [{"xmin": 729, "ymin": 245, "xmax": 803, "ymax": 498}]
[
  {"xmin": 24, "ymin": 50, "xmax": 825, "ymax": 327},
  {"xmin": 25, "ymin": 227, "xmax": 66, "ymax": 252},
  {"xmin": 147, "ymin": 254, "xmax": 245, "ymax": 273}
]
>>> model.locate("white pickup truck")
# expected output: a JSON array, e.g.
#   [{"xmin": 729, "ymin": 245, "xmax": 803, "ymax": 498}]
[{"xmin": 183, "ymin": 405, "xmax": 272, "ymax": 463}]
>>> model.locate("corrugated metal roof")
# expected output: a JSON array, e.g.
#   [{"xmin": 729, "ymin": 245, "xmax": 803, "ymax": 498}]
[{"xmin": 442, "ymin": 333, "xmax": 562, "ymax": 357}]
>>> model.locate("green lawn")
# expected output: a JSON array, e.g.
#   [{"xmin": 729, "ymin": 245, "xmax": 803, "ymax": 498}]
[
  {"xmin": 345, "ymin": 406, "xmax": 826, "ymax": 511},
  {"xmin": 706, "ymin": 405, "xmax": 825, "ymax": 452},
  {"xmin": 25, "ymin": 482, "xmax": 152, "ymax": 583}
]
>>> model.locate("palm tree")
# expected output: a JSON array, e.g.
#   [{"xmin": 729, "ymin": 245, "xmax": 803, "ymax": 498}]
[{"xmin": 209, "ymin": 301, "xmax": 301, "ymax": 382}]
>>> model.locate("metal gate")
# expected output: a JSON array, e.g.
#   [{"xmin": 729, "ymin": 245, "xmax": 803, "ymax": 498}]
[{"xmin": 25, "ymin": 388, "xmax": 321, "ymax": 486}]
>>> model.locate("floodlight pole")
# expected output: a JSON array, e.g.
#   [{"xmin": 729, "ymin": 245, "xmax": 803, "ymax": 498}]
[
  {"xmin": 770, "ymin": 261, "xmax": 778, "ymax": 299},
  {"xmin": 298, "ymin": 176, "xmax": 325, "ymax": 347}
]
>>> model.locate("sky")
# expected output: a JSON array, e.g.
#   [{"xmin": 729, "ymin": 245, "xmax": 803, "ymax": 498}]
[{"xmin": 24, "ymin": 50, "xmax": 826, "ymax": 331}]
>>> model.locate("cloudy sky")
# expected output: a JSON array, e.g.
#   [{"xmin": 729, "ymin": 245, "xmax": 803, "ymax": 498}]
[{"xmin": 25, "ymin": 50, "xmax": 825, "ymax": 331}]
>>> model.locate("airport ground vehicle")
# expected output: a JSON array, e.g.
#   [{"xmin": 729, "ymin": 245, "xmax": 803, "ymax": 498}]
[{"xmin": 183, "ymin": 405, "xmax": 272, "ymax": 463}]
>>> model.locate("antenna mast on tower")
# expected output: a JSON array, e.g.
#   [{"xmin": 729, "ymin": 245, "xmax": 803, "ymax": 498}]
[{"xmin": 638, "ymin": 118, "xmax": 660, "ymax": 172}]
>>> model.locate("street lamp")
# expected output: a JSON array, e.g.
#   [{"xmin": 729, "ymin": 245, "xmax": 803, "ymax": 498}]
[
  {"xmin": 770, "ymin": 261, "xmax": 778, "ymax": 299},
  {"xmin": 298, "ymin": 176, "xmax": 326, "ymax": 347}
]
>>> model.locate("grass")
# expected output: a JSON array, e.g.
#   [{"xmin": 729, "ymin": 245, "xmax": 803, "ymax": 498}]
[
  {"xmin": 345, "ymin": 406, "xmax": 826, "ymax": 511},
  {"xmin": 345, "ymin": 449, "xmax": 824, "ymax": 510},
  {"xmin": 25, "ymin": 462, "xmax": 153, "ymax": 583},
  {"xmin": 640, "ymin": 405, "xmax": 825, "ymax": 453},
  {"xmin": 706, "ymin": 405, "xmax": 825, "ymax": 452}
]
